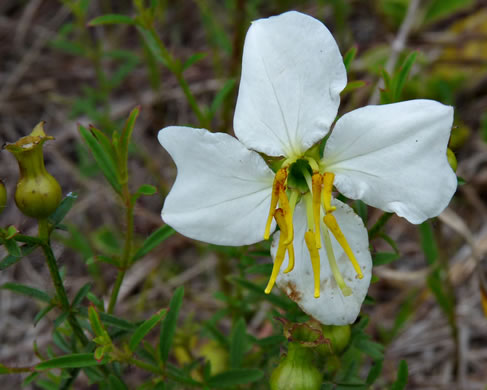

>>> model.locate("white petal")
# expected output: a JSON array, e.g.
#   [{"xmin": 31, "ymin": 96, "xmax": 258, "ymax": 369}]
[
  {"xmin": 323, "ymin": 100, "xmax": 457, "ymax": 224},
  {"xmin": 234, "ymin": 11, "xmax": 347, "ymax": 158},
  {"xmin": 158, "ymin": 126, "xmax": 275, "ymax": 246},
  {"xmin": 272, "ymin": 199, "xmax": 372, "ymax": 325}
]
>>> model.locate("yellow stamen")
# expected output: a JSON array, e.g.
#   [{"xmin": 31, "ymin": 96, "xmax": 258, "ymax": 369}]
[
  {"xmin": 264, "ymin": 168, "xmax": 287, "ymax": 240},
  {"xmin": 265, "ymin": 209, "xmax": 288, "ymax": 294},
  {"xmin": 304, "ymin": 230, "xmax": 321, "ymax": 298},
  {"xmin": 321, "ymin": 227, "xmax": 352, "ymax": 296},
  {"xmin": 322, "ymin": 172, "xmax": 336, "ymax": 214},
  {"xmin": 323, "ymin": 214, "xmax": 363, "ymax": 279},
  {"xmin": 312, "ymin": 173, "xmax": 323, "ymax": 249},
  {"xmin": 283, "ymin": 242, "xmax": 295, "ymax": 273},
  {"xmin": 278, "ymin": 190, "xmax": 293, "ymax": 245}
]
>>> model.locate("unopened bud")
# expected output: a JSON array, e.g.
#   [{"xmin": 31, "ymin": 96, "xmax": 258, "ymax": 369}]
[
  {"xmin": 447, "ymin": 148, "xmax": 457, "ymax": 172},
  {"xmin": 316, "ymin": 324, "xmax": 351, "ymax": 356},
  {"xmin": 5, "ymin": 122, "xmax": 61, "ymax": 219}
]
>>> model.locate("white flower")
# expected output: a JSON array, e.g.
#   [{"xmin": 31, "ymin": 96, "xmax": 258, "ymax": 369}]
[{"xmin": 158, "ymin": 11, "xmax": 457, "ymax": 325}]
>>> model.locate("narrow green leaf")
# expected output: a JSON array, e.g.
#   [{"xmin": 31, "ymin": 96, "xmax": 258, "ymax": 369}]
[
  {"xmin": 1, "ymin": 282, "xmax": 51, "ymax": 302},
  {"xmin": 23, "ymin": 372, "xmax": 40, "ymax": 385},
  {"xmin": 203, "ymin": 322, "xmax": 229, "ymax": 348},
  {"xmin": 366, "ymin": 360, "xmax": 383, "ymax": 385},
  {"xmin": 4, "ymin": 238, "xmax": 21, "ymax": 257},
  {"xmin": 120, "ymin": 107, "xmax": 140, "ymax": 183},
  {"xmin": 390, "ymin": 360, "xmax": 408, "ymax": 390},
  {"xmin": 135, "ymin": 184, "xmax": 157, "ymax": 196},
  {"xmin": 231, "ymin": 277, "xmax": 294, "ymax": 310},
  {"xmin": 343, "ymin": 46, "xmax": 358, "ymax": 72},
  {"xmin": 5, "ymin": 226, "xmax": 18, "ymax": 240},
  {"xmin": 159, "ymin": 286, "xmax": 184, "ymax": 363},
  {"xmin": 341, "ymin": 80, "xmax": 367, "ymax": 96},
  {"xmin": 393, "ymin": 52, "xmax": 417, "ymax": 102},
  {"xmin": 136, "ymin": 26, "xmax": 169, "ymax": 67},
  {"xmin": 34, "ymin": 304, "xmax": 55, "ymax": 326},
  {"xmin": 0, "ymin": 244, "xmax": 37, "ymax": 271},
  {"xmin": 206, "ymin": 368, "xmax": 264, "ymax": 388},
  {"xmin": 78, "ymin": 125, "xmax": 121, "ymax": 194},
  {"xmin": 48, "ymin": 192, "xmax": 78, "ymax": 226},
  {"xmin": 229, "ymin": 318, "xmax": 246, "ymax": 368},
  {"xmin": 419, "ymin": 222, "xmax": 438, "ymax": 265},
  {"xmin": 209, "ymin": 79, "xmax": 236, "ymax": 118},
  {"xmin": 89, "ymin": 306, "xmax": 105, "ymax": 336},
  {"xmin": 88, "ymin": 14, "xmax": 135, "ymax": 26},
  {"xmin": 72, "ymin": 283, "xmax": 92, "ymax": 307},
  {"xmin": 36, "ymin": 354, "xmax": 106, "ymax": 370},
  {"xmin": 373, "ymin": 252, "xmax": 399, "ymax": 266},
  {"xmin": 108, "ymin": 374, "xmax": 129, "ymax": 390},
  {"xmin": 132, "ymin": 225, "xmax": 175, "ymax": 263},
  {"xmin": 54, "ymin": 312, "xmax": 69, "ymax": 328},
  {"xmin": 182, "ymin": 53, "xmax": 207, "ymax": 71},
  {"xmin": 129, "ymin": 309, "xmax": 167, "ymax": 351}
]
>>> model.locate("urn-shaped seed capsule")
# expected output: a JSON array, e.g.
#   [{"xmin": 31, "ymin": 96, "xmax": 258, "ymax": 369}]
[
  {"xmin": 270, "ymin": 342, "xmax": 322, "ymax": 390},
  {"xmin": 5, "ymin": 122, "xmax": 61, "ymax": 219}
]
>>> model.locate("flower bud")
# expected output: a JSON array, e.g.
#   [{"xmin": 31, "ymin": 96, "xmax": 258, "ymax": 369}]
[
  {"xmin": 5, "ymin": 122, "xmax": 61, "ymax": 219},
  {"xmin": 270, "ymin": 342, "xmax": 322, "ymax": 390},
  {"xmin": 0, "ymin": 180, "xmax": 6, "ymax": 215},
  {"xmin": 320, "ymin": 324, "xmax": 351, "ymax": 355},
  {"xmin": 447, "ymin": 148, "xmax": 457, "ymax": 172}
]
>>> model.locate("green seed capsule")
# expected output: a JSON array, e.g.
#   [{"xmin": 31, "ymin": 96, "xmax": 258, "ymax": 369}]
[
  {"xmin": 270, "ymin": 343, "xmax": 322, "ymax": 390},
  {"xmin": 5, "ymin": 122, "xmax": 61, "ymax": 219}
]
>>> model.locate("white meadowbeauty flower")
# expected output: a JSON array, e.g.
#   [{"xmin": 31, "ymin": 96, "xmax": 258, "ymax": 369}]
[{"xmin": 158, "ymin": 11, "xmax": 457, "ymax": 325}]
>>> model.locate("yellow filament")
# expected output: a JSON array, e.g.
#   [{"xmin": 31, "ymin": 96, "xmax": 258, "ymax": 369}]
[
  {"xmin": 312, "ymin": 173, "xmax": 323, "ymax": 249},
  {"xmin": 323, "ymin": 214, "xmax": 363, "ymax": 279},
  {"xmin": 322, "ymin": 172, "xmax": 336, "ymax": 214},
  {"xmin": 278, "ymin": 190, "xmax": 293, "ymax": 245},
  {"xmin": 265, "ymin": 209, "xmax": 288, "ymax": 294},
  {"xmin": 264, "ymin": 168, "xmax": 287, "ymax": 240},
  {"xmin": 283, "ymin": 243, "xmax": 295, "ymax": 273},
  {"xmin": 304, "ymin": 230, "xmax": 321, "ymax": 298},
  {"xmin": 322, "ymin": 227, "xmax": 352, "ymax": 296}
]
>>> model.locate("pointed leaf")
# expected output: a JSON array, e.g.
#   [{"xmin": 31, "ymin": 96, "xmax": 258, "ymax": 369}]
[
  {"xmin": 48, "ymin": 192, "xmax": 78, "ymax": 226},
  {"xmin": 129, "ymin": 309, "xmax": 167, "ymax": 351},
  {"xmin": 78, "ymin": 125, "xmax": 121, "ymax": 194},
  {"xmin": 36, "ymin": 354, "xmax": 107, "ymax": 370},
  {"xmin": 159, "ymin": 286, "xmax": 184, "ymax": 363},
  {"xmin": 206, "ymin": 369, "xmax": 264, "ymax": 388},
  {"xmin": 88, "ymin": 14, "xmax": 135, "ymax": 26},
  {"xmin": 132, "ymin": 225, "xmax": 174, "ymax": 263},
  {"xmin": 1, "ymin": 282, "xmax": 51, "ymax": 302}
]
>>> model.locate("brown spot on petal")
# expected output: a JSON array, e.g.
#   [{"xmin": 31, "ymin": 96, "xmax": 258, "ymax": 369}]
[{"xmin": 283, "ymin": 281, "xmax": 302, "ymax": 303}]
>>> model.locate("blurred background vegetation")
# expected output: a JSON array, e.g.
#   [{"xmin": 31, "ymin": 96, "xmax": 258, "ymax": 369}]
[{"xmin": 0, "ymin": 0, "xmax": 487, "ymax": 389}]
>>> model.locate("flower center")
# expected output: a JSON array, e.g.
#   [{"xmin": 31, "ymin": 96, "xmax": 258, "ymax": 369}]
[{"xmin": 264, "ymin": 159, "xmax": 363, "ymax": 298}]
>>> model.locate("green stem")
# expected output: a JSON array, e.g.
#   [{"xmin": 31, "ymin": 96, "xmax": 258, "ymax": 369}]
[
  {"xmin": 368, "ymin": 212, "xmax": 393, "ymax": 240},
  {"xmin": 40, "ymin": 239, "xmax": 89, "ymax": 345},
  {"xmin": 142, "ymin": 24, "xmax": 208, "ymax": 128},
  {"xmin": 107, "ymin": 188, "xmax": 135, "ymax": 314}
]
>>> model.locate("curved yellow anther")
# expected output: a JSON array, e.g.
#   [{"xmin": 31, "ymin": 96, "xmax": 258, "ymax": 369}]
[
  {"xmin": 265, "ymin": 209, "xmax": 288, "ymax": 294},
  {"xmin": 283, "ymin": 243, "xmax": 295, "ymax": 273},
  {"xmin": 312, "ymin": 172, "xmax": 323, "ymax": 249},
  {"xmin": 264, "ymin": 168, "xmax": 287, "ymax": 240},
  {"xmin": 278, "ymin": 190, "xmax": 293, "ymax": 245},
  {"xmin": 323, "ymin": 214, "xmax": 363, "ymax": 279},
  {"xmin": 322, "ymin": 172, "xmax": 336, "ymax": 214},
  {"xmin": 304, "ymin": 230, "xmax": 321, "ymax": 298}
]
